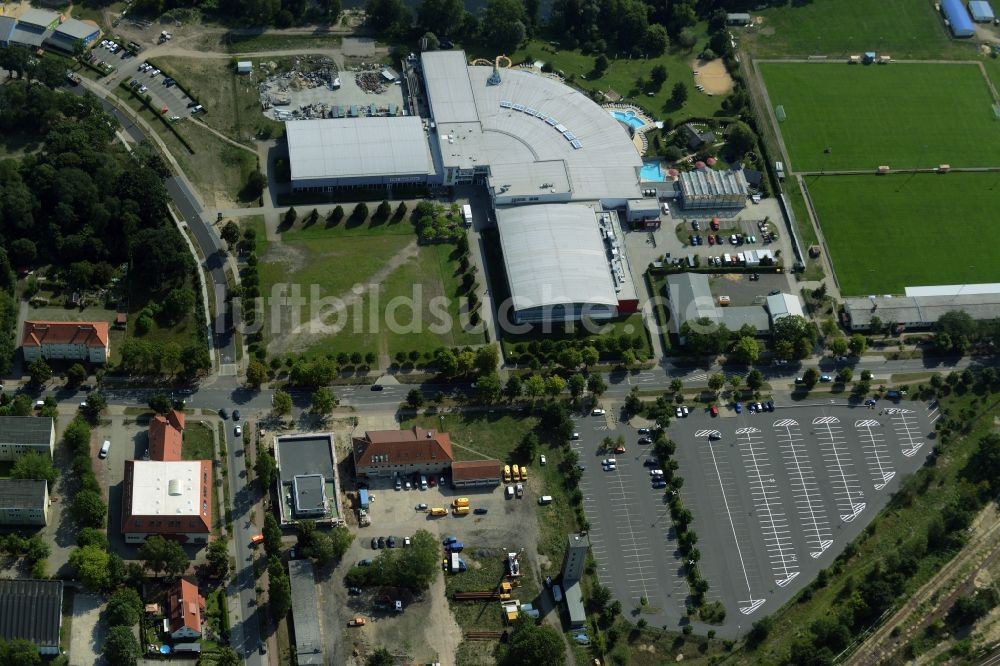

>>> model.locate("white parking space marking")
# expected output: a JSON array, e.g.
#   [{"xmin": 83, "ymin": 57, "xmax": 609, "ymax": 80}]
[
  {"xmin": 813, "ymin": 417, "xmax": 865, "ymax": 523},
  {"xmin": 735, "ymin": 427, "xmax": 800, "ymax": 587},
  {"xmin": 855, "ymin": 418, "xmax": 895, "ymax": 490},
  {"xmin": 773, "ymin": 418, "xmax": 833, "ymax": 559},
  {"xmin": 695, "ymin": 429, "xmax": 765, "ymax": 615},
  {"xmin": 605, "ymin": 463, "xmax": 656, "ymax": 602},
  {"xmin": 887, "ymin": 408, "xmax": 924, "ymax": 457}
]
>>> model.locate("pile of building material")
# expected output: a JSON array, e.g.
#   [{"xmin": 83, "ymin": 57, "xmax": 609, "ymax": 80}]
[{"xmin": 355, "ymin": 70, "xmax": 387, "ymax": 94}]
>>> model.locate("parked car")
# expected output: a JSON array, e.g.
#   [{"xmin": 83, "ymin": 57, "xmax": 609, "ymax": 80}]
[
  {"xmin": 387, "ymin": 536, "xmax": 397, "ymax": 548},
  {"xmin": 415, "ymin": 503, "xmax": 428, "ymax": 511},
  {"xmin": 404, "ymin": 537, "xmax": 411, "ymax": 546},
  {"xmin": 638, "ymin": 436, "xmax": 652, "ymax": 444},
  {"xmin": 377, "ymin": 536, "xmax": 386, "ymax": 549},
  {"xmin": 675, "ymin": 406, "xmax": 683, "ymax": 417},
  {"xmin": 710, "ymin": 405, "xmax": 719, "ymax": 417},
  {"xmin": 348, "ymin": 587, "xmax": 362, "ymax": 595},
  {"xmin": 570, "ymin": 432, "xmax": 580, "ymax": 440},
  {"xmin": 473, "ymin": 507, "xmax": 488, "ymax": 515},
  {"xmin": 652, "ymin": 480, "xmax": 667, "ymax": 488},
  {"xmin": 820, "ymin": 374, "xmax": 833, "ymax": 382},
  {"xmin": 370, "ymin": 537, "xmax": 378, "ymax": 549},
  {"xmin": 765, "ymin": 401, "xmax": 775, "ymax": 411},
  {"xmin": 219, "ymin": 408, "xmax": 228, "ymax": 420},
  {"xmin": 358, "ymin": 559, "xmax": 373, "ymax": 566},
  {"xmin": 234, "ymin": 425, "xmax": 242, "ymax": 437},
  {"xmin": 709, "ymin": 432, "xmax": 721, "ymax": 441},
  {"xmin": 682, "ymin": 405, "xmax": 689, "ymax": 417},
  {"xmin": 371, "ymin": 384, "xmax": 384, "ymax": 391},
  {"xmin": 613, "ymin": 445, "xmax": 626, "ymax": 454},
  {"xmin": 644, "ymin": 457, "xmax": 658, "ymax": 467},
  {"xmin": 540, "ymin": 454, "xmax": 547, "ymax": 465},
  {"xmin": 233, "ymin": 410, "xmax": 241, "ymax": 421},
  {"xmin": 592, "ymin": 408, "xmax": 605, "ymax": 416},
  {"xmin": 637, "ymin": 427, "xmax": 650, "ymax": 435},
  {"xmin": 734, "ymin": 402, "xmax": 742, "ymax": 413}
]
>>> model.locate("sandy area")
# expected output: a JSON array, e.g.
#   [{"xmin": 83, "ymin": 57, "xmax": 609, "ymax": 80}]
[{"xmin": 691, "ymin": 58, "xmax": 734, "ymax": 95}]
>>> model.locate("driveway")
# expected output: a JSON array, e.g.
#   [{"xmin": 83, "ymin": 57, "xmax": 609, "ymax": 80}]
[{"xmin": 69, "ymin": 592, "xmax": 106, "ymax": 666}]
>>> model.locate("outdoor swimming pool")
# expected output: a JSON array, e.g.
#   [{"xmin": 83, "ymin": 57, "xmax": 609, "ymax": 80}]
[
  {"xmin": 640, "ymin": 161, "xmax": 667, "ymax": 182},
  {"xmin": 610, "ymin": 110, "xmax": 646, "ymax": 129}
]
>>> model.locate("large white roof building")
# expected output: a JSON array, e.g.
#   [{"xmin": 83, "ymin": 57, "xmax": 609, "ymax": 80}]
[{"xmin": 122, "ymin": 460, "xmax": 212, "ymax": 544}]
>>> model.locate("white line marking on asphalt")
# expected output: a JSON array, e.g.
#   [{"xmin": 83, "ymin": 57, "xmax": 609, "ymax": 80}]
[
  {"xmin": 855, "ymin": 418, "xmax": 895, "ymax": 490},
  {"xmin": 813, "ymin": 416, "xmax": 865, "ymax": 522},
  {"xmin": 887, "ymin": 408, "xmax": 924, "ymax": 457}
]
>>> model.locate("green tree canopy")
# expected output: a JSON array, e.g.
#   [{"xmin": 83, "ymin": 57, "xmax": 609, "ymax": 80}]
[
  {"xmin": 104, "ymin": 626, "xmax": 140, "ymax": 666},
  {"xmin": 105, "ymin": 588, "xmax": 143, "ymax": 627},
  {"xmin": 11, "ymin": 451, "xmax": 58, "ymax": 485},
  {"xmin": 272, "ymin": 390, "xmax": 293, "ymax": 415},
  {"xmin": 502, "ymin": 614, "xmax": 565, "ymax": 665}
]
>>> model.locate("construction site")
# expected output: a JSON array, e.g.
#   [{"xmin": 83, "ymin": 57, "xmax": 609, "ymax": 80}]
[{"xmin": 258, "ymin": 56, "xmax": 405, "ymax": 121}]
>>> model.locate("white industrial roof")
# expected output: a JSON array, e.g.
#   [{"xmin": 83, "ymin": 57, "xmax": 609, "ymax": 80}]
[
  {"xmin": 905, "ymin": 283, "xmax": 1000, "ymax": 297},
  {"xmin": 18, "ymin": 8, "xmax": 58, "ymax": 29},
  {"xmin": 490, "ymin": 160, "xmax": 572, "ymax": 200},
  {"xmin": 496, "ymin": 204, "xmax": 617, "ymax": 311},
  {"xmin": 422, "ymin": 51, "xmax": 642, "ymax": 202},
  {"xmin": 128, "ymin": 461, "xmax": 204, "ymax": 518},
  {"xmin": 766, "ymin": 293, "xmax": 804, "ymax": 321},
  {"xmin": 286, "ymin": 117, "xmax": 433, "ymax": 182}
]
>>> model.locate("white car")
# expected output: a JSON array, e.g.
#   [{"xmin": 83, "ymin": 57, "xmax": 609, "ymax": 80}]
[
  {"xmin": 138, "ymin": 85, "xmax": 147, "ymax": 93},
  {"xmin": 234, "ymin": 425, "xmax": 242, "ymax": 436},
  {"xmin": 592, "ymin": 408, "xmax": 605, "ymax": 416},
  {"xmin": 604, "ymin": 463, "xmax": 617, "ymax": 471},
  {"xmin": 649, "ymin": 469, "xmax": 664, "ymax": 477},
  {"xmin": 682, "ymin": 405, "xmax": 689, "ymax": 417},
  {"xmin": 602, "ymin": 458, "xmax": 617, "ymax": 466},
  {"xmin": 570, "ymin": 432, "xmax": 580, "ymax": 440},
  {"xmin": 675, "ymin": 406, "xmax": 683, "ymax": 418},
  {"xmin": 150, "ymin": 69, "xmax": 160, "ymax": 77},
  {"xmin": 539, "ymin": 455, "xmax": 547, "ymax": 465}
]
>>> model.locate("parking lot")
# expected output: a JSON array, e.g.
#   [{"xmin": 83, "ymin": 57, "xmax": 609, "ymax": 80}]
[
  {"xmin": 671, "ymin": 401, "xmax": 933, "ymax": 635},
  {"xmin": 94, "ymin": 41, "xmax": 197, "ymax": 119},
  {"xmin": 571, "ymin": 413, "xmax": 691, "ymax": 626}
]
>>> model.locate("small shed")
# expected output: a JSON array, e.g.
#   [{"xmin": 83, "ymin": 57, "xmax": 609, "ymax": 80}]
[
  {"xmin": 236, "ymin": 61, "xmax": 252, "ymax": 74},
  {"xmin": 970, "ymin": 0, "xmax": 996, "ymax": 22},
  {"xmin": 863, "ymin": 51, "xmax": 877, "ymax": 63},
  {"xmin": 942, "ymin": 0, "xmax": 976, "ymax": 36},
  {"xmin": 726, "ymin": 12, "xmax": 752, "ymax": 25}
]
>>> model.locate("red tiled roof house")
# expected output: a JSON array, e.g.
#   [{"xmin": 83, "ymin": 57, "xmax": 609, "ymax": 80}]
[
  {"xmin": 352, "ymin": 427, "xmax": 454, "ymax": 478},
  {"xmin": 167, "ymin": 579, "xmax": 205, "ymax": 640},
  {"xmin": 21, "ymin": 320, "xmax": 109, "ymax": 364},
  {"xmin": 148, "ymin": 411, "xmax": 185, "ymax": 461}
]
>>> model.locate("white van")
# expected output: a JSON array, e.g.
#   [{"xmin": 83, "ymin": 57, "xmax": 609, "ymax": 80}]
[
  {"xmin": 538, "ymin": 495, "xmax": 553, "ymax": 505},
  {"xmin": 419, "ymin": 474, "xmax": 427, "ymax": 490},
  {"xmin": 505, "ymin": 485, "xmax": 515, "ymax": 500},
  {"xmin": 99, "ymin": 440, "xmax": 111, "ymax": 458}
]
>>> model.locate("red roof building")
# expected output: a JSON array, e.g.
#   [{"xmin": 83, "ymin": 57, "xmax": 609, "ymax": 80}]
[
  {"xmin": 148, "ymin": 411, "xmax": 185, "ymax": 462},
  {"xmin": 122, "ymin": 460, "xmax": 212, "ymax": 544},
  {"xmin": 451, "ymin": 459, "xmax": 503, "ymax": 487},
  {"xmin": 21, "ymin": 320, "xmax": 110, "ymax": 364},
  {"xmin": 167, "ymin": 579, "xmax": 205, "ymax": 640},
  {"xmin": 352, "ymin": 427, "xmax": 454, "ymax": 478}
]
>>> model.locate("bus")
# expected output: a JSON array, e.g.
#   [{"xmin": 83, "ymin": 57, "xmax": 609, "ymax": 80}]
[{"xmin": 461, "ymin": 204, "xmax": 473, "ymax": 227}]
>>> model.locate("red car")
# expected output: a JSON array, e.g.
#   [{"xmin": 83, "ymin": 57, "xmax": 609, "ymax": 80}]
[
  {"xmin": 711, "ymin": 218, "xmax": 720, "ymax": 230},
  {"xmin": 710, "ymin": 405, "xmax": 719, "ymax": 417},
  {"xmin": 708, "ymin": 234, "xmax": 715, "ymax": 245},
  {"xmin": 613, "ymin": 445, "xmax": 626, "ymax": 454}
]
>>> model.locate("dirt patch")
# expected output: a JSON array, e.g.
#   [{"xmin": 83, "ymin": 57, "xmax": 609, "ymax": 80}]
[{"xmin": 691, "ymin": 58, "xmax": 734, "ymax": 95}]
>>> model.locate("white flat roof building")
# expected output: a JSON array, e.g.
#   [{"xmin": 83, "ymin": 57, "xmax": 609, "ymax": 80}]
[
  {"xmin": 287, "ymin": 117, "xmax": 433, "ymax": 190},
  {"xmin": 766, "ymin": 292, "xmax": 805, "ymax": 322},
  {"xmin": 122, "ymin": 460, "xmax": 212, "ymax": 543},
  {"xmin": 421, "ymin": 51, "xmax": 643, "ymax": 205},
  {"xmin": 496, "ymin": 204, "xmax": 637, "ymax": 323}
]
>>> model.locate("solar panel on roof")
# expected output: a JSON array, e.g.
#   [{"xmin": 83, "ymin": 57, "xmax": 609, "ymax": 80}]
[
  {"xmin": 524, "ymin": 107, "xmax": 537, "ymax": 115},
  {"xmin": 533, "ymin": 109, "xmax": 546, "ymax": 118},
  {"xmin": 499, "ymin": 100, "xmax": 513, "ymax": 108},
  {"xmin": 563, "ymin": 132, "xmax": 576, "ymax": 141},
  {"xmin": 571, "ymin": 139, "xmax": 583, "ymax": 149},
  {"xmin": 554, "ymin": 123, "xmax": 568, "ymax": 133},
  {"xmin": 545, "ymin": 117, "xmax": 558, "ymax": 125},
  {"xmin": 512, "ymin": 103, "xmax": 526, "ymax": 111}
]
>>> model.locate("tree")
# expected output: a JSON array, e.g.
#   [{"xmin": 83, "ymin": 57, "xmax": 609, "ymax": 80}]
[
  {"xmin": 416, "ymin": 0, "xmax": 463, "ymax": 36},
  {"xmin": 66, "ymin": 363, "xmax": 87, "ymax": 387},
  {"xmin": 803, "ymin": 368, "xmax": 820, "ymax": 389},
  {"xmin": 365, "ymin": 0, "xmax": 411, "ymax": 33},
  {"xmin": 11, "ymin": 451, "xmax": 57, "ymax": 485},
  {"xmin": 216, "ymin": 647, "xmax": 242, "ymax": 666},
  {"xmin": 81, "ymin": 391, "xmax": 107, "ymax": 421},
  {"xmin": 221, "ymin": 221, "xmax": 241, "ymax": 248},
  {"xmin": 746, "ymin": 368, "xmax": 764, "ymax": 391},
  {"xmin": 475, "ymin": 345, "xmax": 500, "ymax": 374},
  {"xmin": 829, "ymin": 337, "xmax": 849, "ymax": 356},
  {"xmin": 644, "ymin": 24, "xmax": 670, "ymax": 56},
  {"xmin": 105, "ymin": 588, "xmax": 143, "ymax": 627},
  {"xmin": 849, "ymin": 333, "xmax": 868, "ymax": 356},
  {"xmin": 726, "ymin": 121, "xmax": 756, "ymax": 157},
  {"xmin": 104, "ymin": 626, "xmax": 139, "ymax": 666},
  {"xmin": 138, "ymin": 535, "xmax": 189, "ymax": 578},
  {"xmin": 69, "ymin": 545, "xmax": 111, "ymax": 591},
  {"xmin": 367, "ymin": 648, "xmax": 395, "ymax": 666},
  {"xmin": 148, "ymin": 393, "xmax": 171, "ymax": 414},
  {"xmin": 255, "ymin": 445, "xmax": 278, "ymax": 489},
  {"xmin": 733, "ymin": 336, "xmax": 760, "ymax": 364},
  {"xmin": 837, "ymin": 367, "xmax": 853, "ymax": 383},
  {"xmin": 581, "ymin": 346, "xmax": 599, "ymax": 367},
  {"xmin": 3, "ymin": 639, "xmax": 41, "ymax": 665},
  {"xmin": 162, "ymin": 287, "xmax": 195, "ymax": 325},
  {"xmin": 263, "ymin": 513, "xmax": 283, "ymax": 557},
  {"xmin": 269, "ymin": 568, "xmax": 292, "ymax": 619},
  {"xmin": 244, "ymin": 171, "xmax": 267, "ymax": 199},
  {"xmin": 246, "ymin": 359, "xmax": 268, "ymax": 388},
  {"xmin": 72, "ymin": 489, "xmax": 106, "ymax": 528},
  {"xmin": 352, "ymin": 202, "xmax": 369, "ymax": 222},
  {"xmin": 650, "ymin": 64, "xmax": 668, "ymax": 89},
  {"xmin": 310, "ymin": 387, "xmax": 337, "ymax": 416},
  {"xmin": 544, "ymin": 375, "xmax": 566, "ymax": 397},
  {"xmin": 207, "ymin": 539, "xmax": 230, "ymax": 579},
  {"xmin": 502, "ymin": 614, "xmax": 565, "ymax": 665},
  {"xmin": 505, "ymin": 375, "xmax": 522, "ymax": 401},
  {"xmin": 593, "ymin": 54, "xmax": 609, "ymax": 75},
  {"xmin": 516, "ymin": 432, "xmax": 539, "ymax": 460},
  {"xmin": 671, "ymin": 82, "xmax": 688, "ymax": 105},
  {"xmin": 670, "ymin": 378, "xmax": 684, "ymax": 394},
  {"xmin": 568, "ymin": 373, "xmax": 586, "ymax": 399},
  {"xmin": 476, "ymin": 373, "xmax": 503, "ymax": 403},
  {"xmin": 587, "ymin": 374, "xmax": 607, "ymax": 397},
  {"xmin": 728, "ymin": 374, "xmax": 743, "ymax": 395},
  {"xmin": 405, "ymin": 388, "xmax": 424, "ymax": 409},
  {"xmin": 524, "ymin": 374, "xmax": 545, "ymax": 398},
  {"xmin": 272, "ymin": 390, "xmax": 292, "ymax": 416},
  {"xmin": 708, "ymin": 373, "xmax": 726, "ymax": 394},
  {"xmin": 283, "ymin": 207, "xmax": 298, "ymax": 227},
  {"xmin": 27, "ymin": 358, "xmax": 51, "ymax": 386},
  {"xmin": 482, "ymin": 0, "xmax": 528, "ymax": 51}
]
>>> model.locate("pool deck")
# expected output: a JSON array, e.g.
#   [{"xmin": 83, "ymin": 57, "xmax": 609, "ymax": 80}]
[{"xmin": 604, "ymin": 103, "xmax": 656, "ymax": 156}]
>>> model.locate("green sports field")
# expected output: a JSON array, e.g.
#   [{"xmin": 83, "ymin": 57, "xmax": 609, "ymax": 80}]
[
  {"xmin": 807, "ymin": 173, "xmax": 1000, "ymax": 295},
  {"xmin": 760, "ymin": 62, "xmax": 1000, "ymax": 171}
]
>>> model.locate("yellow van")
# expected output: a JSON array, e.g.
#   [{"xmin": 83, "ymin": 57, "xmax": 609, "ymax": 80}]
[
  {"xmin": 454, "ymin": 497, "xmax": 470, "ymax": 508},
  {"xmin": 430, "ymin": 507, "xmax": 447, "ymax": 516},
  {"xmin": 520, "ymin": 466, "xmax": 528, "ymax": 482},
  {"xmin": 453, "ymin": 505, "xmax": 470, "ymax": 516},
  {"xmin": 512, "ymin": 465, "xmax": 520, "ymax": 482},
  {"xmin": 503, "ymin": 465, "xmax": 511, "ymax": 482}
]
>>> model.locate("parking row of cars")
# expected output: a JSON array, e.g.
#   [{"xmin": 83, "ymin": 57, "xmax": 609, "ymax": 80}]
[
  {"xmin": 369, "ymin": 535, "xmax": 412, "ymax": 549},
  {"xmin": 733, "ymin": 400, "xmax": 775, "ymax": 414}
]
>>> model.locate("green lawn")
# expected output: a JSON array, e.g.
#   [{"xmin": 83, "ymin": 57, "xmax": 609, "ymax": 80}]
[
  {"xmin": 259, "ymin": 218, "xmax": 484, "ymax": 359},
  {"xmin": 806, "ymin": 172, "xmax": 1000, "ymax": 295},
  {"xmin": 469, "ymin": 32, "xmax": 725, "ymax": 125},
  {"xmin": 402, "ymin": 413, "xmax": 537, "ymax": 463},
  {"xmin": 744, "ymin": 0, "xmax": 959, "ymax": 59},
  {"xmin": 760, "ymin": 62, "xmax": 1000, "ymax": 171},
  {"xmin": 182, "ymin": 421, "xmax": 216, "ymax": 461}
]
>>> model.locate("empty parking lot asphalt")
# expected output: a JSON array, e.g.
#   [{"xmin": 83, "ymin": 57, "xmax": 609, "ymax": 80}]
[{"xmin": 671, "ymin": 400, "xmax": 933, "ymax": 635}]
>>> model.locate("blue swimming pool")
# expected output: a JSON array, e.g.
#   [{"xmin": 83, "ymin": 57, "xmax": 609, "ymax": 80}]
[
  {"xmin": 640, "ymin": 161, "xmax": 666, "ymax": 182},
  {"xmin": 610, "ymin": 110, "xmax": 646, "ymax": 129}
]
